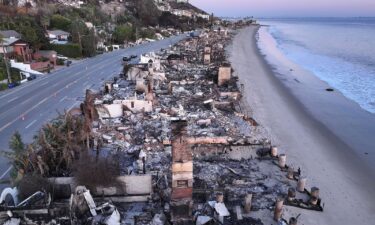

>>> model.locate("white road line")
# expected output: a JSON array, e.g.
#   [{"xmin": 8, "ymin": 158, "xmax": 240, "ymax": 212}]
[
  {"xmin": 25, "ymin": 119, "xmax": 37, "ymax": 129},
  {"xmin": 59, "ymin": 96, "xmax": 67, "ymax": 102},
  {"xmin": 0, "ymin": 97, "xmax": 48, "ymax": 132},
  {"xmin": 0, "ymin": 166, "xmax": 12, "ymax": 179},
  {"xmin": 7, "ymin": 96, "xmax": 18, "ymax": 103},
  {"xmin": 41, "ymin": 81, "xmax": 49, "ymax": 86},
  {"xmin": 68, "ymin": 103, "xmax": 78, "ymax": 111},
  {"xmin": 21, "ymin": 98, "xmax": 31, "ymax": 105},
  {"xmin": 0, "ymin": 122, "xmax": 12, "ymax": 133}
]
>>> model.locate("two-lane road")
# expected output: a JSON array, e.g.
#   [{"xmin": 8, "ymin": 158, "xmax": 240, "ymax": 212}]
[{"xmin": 0, "ymin": 35, "xmax": 185, "ymax": 184}]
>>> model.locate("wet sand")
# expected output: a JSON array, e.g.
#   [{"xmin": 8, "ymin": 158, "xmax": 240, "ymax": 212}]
[{"xmin": 229, "ymin": 25, "xmax": 375, "ymax": 224}]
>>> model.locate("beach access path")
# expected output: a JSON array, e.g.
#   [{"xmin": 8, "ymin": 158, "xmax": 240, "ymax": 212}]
[{"xmin": 229, "ymin": 25, "xmax": 375, "ymax": 225}]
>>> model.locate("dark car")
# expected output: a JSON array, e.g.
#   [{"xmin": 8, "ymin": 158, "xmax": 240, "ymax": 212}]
[
  {"xmin": 7, "ymin": 83, "xmax": 17, "ymax": 89},
  {"xmin": 27, "ymin": 74, "xmax": 37, "ymax": 81},
  {"xmin": 130, "ymin": 55, "xmax": 137, "ymax": 59},
  {"xmin": 123, "ymin": 56, "xmax": 131, "ymax": 61}
]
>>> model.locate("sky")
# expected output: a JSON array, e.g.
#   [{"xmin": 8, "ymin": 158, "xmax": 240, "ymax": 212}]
[{"xmin": 189, "ymin": 0, "xmax": 375, "ymax": 17}]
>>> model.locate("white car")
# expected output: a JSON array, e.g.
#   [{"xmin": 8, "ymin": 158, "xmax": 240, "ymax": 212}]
[{"xmin": 57, "ymin": 54, "xmax": 68, "ymax": 60}]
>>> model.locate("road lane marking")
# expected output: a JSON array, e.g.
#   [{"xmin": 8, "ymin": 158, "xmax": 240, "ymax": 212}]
[
  {"xmin": 7, "ymin": 96, "xmax": 18, "ymax": 103},
  {"xmin": 41, "ymin": 81, "xmax": 49, "ymax": 86},
  {"xmin": 0, "ymin": 97, "xmax": 48, "ymax": 132},
  {"xmin": 0, "ymin": 36, "xmax": 185, "ymax": 132},
  {"xmin": 21, "ymin": 98, "xmax": 31, "ymax": 105},
  {"xmin": 25, "ymin": 119, "xmax": 37, "ymax": 129},
  {"xmin": 68, "ymin": 103, "xmax": 78, "ymax": 111},
  {"xmin": 0, "ymin": 73, "xmax": 90, "ymax": 132},
  {"xmin": 0, "ymin": 122, "xmax": 12, "ymax": 132},
  {"xmin": 0, "ymin": 166, "xmax": 12, "ymax": 180},
  {"xmin": 59, "ymin": 96, "xmax": 67, "ymax": 102}
]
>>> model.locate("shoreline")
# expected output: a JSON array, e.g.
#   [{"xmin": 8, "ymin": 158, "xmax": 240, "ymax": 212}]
[
  {"xmin": 229, "ymin": 25, "xmax": 375, "ymax": 224},
  {"xmin": 256, "ymin": 24, "xmax": 375, "ymax": 173}
]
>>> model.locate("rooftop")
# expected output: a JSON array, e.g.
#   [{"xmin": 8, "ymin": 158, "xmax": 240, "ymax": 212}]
[
  {"xmin": 0, "ymin": 30, "xmax": 21, "ymax": 39},
  {"xmin": 47, "ymin": 29, "xmax": 70, "ymax": 36}
]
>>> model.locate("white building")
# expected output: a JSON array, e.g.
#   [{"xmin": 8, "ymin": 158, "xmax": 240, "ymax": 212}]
[{"xmin": 46, "ymin": 30, "xmax": 70, "ymax": 44}]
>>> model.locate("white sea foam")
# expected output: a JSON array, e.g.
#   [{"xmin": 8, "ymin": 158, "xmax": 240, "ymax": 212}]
[{"xmin": 259, "ymin": 18, "xmax": 375, "ymax": 113}]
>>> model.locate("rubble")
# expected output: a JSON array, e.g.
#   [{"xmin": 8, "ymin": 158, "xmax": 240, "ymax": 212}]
[{"xmin": 0, "ymin": 22, "xmax": 323, "ymax": 225}]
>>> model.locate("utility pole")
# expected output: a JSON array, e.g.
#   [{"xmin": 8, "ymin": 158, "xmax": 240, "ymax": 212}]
[
  {"xmin": 135, "ymin": 27, "xmax": 139, "ymax": 41},
  {"xmin": 1, "ymin": 37, "xmax": 12, "ymax": 84},
  {"xmin": 78, "ymin": 31, "xmax": 82, "ymax": 53}
]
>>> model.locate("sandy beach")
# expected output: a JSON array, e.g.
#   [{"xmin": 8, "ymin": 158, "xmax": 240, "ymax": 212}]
[{"xmin": 229, "ymin": 26, "xmax": 375, "ymax": 224}]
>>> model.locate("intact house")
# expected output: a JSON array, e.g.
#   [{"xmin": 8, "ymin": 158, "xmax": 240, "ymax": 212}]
[
  {"xmin": 46, "ymin": 30, "xmax": 70, "ymax": 44},
  {"xmin": 0, "ymin": 37, "xmax": 32, "ymax": 63}
]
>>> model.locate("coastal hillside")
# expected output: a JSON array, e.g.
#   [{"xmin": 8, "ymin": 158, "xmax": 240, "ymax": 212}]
[
  {"xmin": 0, "ymin": 0, "xmax": 211, "ymax": 51},
  {"xmin": 0, "ymin": 0, "xmax": 211, "ymax": 85}
]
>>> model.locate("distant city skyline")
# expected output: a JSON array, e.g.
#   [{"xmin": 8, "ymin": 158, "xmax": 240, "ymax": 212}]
[{"xmin": 189, "ymin": 0, "xmax": 375, "ymax": 17}]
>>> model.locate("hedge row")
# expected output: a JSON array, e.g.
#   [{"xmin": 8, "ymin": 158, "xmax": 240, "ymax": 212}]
[{"xmin": 49, "ymin": 43, "xmax": 82, "ymax": 58}]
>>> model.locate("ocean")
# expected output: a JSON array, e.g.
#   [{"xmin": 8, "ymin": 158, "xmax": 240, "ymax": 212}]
[{"xmin": 258, "ymin": 18, "xmax": 375, "ymax": 114}]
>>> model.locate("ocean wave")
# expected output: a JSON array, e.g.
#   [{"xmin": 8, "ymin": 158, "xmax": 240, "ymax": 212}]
[{"xmin": 258, "ymin": 22, "xmax": 375, "ymax": 113}]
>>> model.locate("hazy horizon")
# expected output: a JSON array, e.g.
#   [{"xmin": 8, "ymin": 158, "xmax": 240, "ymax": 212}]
[{"xmin": 189, "ymin": 0, "xmax": 375, "ymax": 17}]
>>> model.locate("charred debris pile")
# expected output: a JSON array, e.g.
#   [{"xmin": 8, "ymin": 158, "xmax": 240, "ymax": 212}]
[{"xmin": 1, "ymin": 25, "xmax": 323, "ymax": 225}]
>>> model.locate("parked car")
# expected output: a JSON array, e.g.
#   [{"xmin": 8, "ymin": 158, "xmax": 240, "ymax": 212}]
[
  {"xmin": 123, "ymin": 56, "xmax": 131, "ymax": 62},
  {"xmin": 57, "ymin": 54, "xmax": 68, "ymax": 60},
  {"xmin": 27, "ymin": 74, "xmax": 37, "ymax": 81},
  {"xmin": 130, "ymin": 55, "xmax": 137, "ymax": 59},
  {"xmin": 7, "ymin": 83, "xmax": 17, "ymax": 89}
]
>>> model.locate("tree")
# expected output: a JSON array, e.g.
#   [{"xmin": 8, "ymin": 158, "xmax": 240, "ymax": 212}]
[
  {"xmin": 18, "ymin": 25, "xmax": 38, "ymax": 47},
  {"xmin": 9, "ymin": 131, "xmax": 24, "ymax": 156},
  {"xmin": 40, "ymin": 15, "xmax": 50, "ymax": 30},
  {"xmin": 70, "ymin": 19, "xmax": 88, "ymax": 44},
  {"xmin": 2, "ymin": 131, "xmax": 28, "ymax": 181},
  {"xmin": 113, "ymin": 25, "xmax": 134, "ymax": 44},
  {"xmin": 81, "ymin": 28, "xmax": 97, "ymax": 57},
  {"xmin": 50, "ymin": 14, "xmax": 72, "ymax": 31},
  {"xmin": 134, "ymin": 0, "xmax": 161, "ymax": 26}
]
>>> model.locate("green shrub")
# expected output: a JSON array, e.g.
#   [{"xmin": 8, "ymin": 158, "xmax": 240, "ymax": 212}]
[
  {"xmin": 49, "ymin": 44, "xmax": 82, "ymax": 58},
  {"xmin": 139, "ymin": 28, "xmax": 156, "ymax": 39},
  {"xmin": 37, "ymin": 57, "xmax": 50, "ymax": 62},
  {"xmin": 56, "ymin": 58, "xmax": 65, "ymax": 65},
  {"xmin": 0, "ymin": 83, "xmax": 8, "ymax": 91},
  {"xmin": 0, "ymin": 68, "xmax": 6, "ymax": 81},
  {"xmin": 113, "ymin": 25, "xmax": 134, "ymax": 43},
  {"xmin": 10, "ymin": 68, "xmax": 21, "ymax": 82}
]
